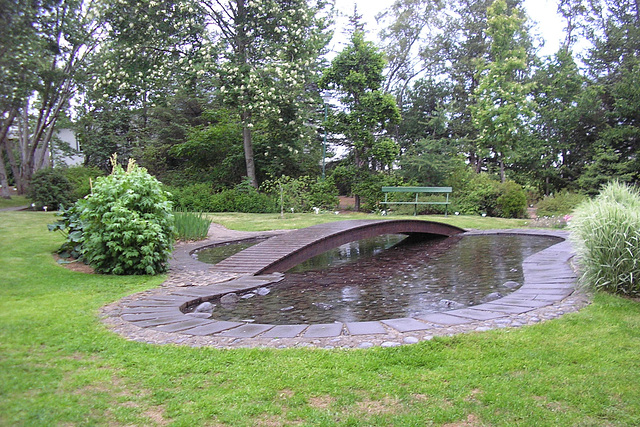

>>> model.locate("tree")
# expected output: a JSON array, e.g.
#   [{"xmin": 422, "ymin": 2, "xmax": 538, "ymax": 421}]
[
  {"xmin": 321, "ymin": 29, "xmax": 401, "ymax": 210},
  {"xmin": 203, "ymin": 0, "xmax": 331, "ymax": 188},
  {"xmin": 76, "ymin": 0, "xmax": 204, "ymax": 172},
  {"xmin": 0, "ymin": 0, "xmax": 105, "ymax": 195},
  {"xmin": 471, "ymin": 0, "xmax": 534, "ymax": 182}
]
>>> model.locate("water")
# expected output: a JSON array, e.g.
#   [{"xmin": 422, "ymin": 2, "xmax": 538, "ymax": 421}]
[{"xmin": 198, "ymin": 234, "xmax": 561, "ymax": 324}]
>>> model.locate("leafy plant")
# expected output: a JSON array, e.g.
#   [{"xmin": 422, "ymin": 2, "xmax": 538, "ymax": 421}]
[
  {"xmin": 47, "ymin": 203, "xmax": 86, "ymax": 259},
  {"xmin": 569, "ymin": 181, "xmax": 640, "ymax": 295},
  {"xmin": 536, "ymin": 191, "xmax": 586, "ymax": 217},
  {"xmin": 27, "ymin": 168, "xmax": 74, "ymax": 210},
  {"xmin": 496, "ymin": 181, "xmax": 527, "ymax": 218},
  {"xmin": 173, "ymin": 209, "xmax": 212, "ymax": 241},
  {"xmin": 79, "ymin": 156, "xmax": 175, "ymax": 275},
  {"xmin": 61, "ymin": 166, "xmax": 104, "ymax": 201}
]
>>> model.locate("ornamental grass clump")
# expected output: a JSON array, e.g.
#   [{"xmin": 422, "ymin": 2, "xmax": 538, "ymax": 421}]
[
  {"xmin": 173, "ymin": 209, "xmax": 212, "ymax": 241},
  {"xmin": 80, "ymin": 156, "xmax": 175, "ymax": 275},
  {"xmin": 569, "ymin": 181, "xmax": 640, "ymax": 295}
]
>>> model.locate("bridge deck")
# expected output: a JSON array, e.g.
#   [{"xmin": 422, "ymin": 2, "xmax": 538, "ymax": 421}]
[{"xmin": 209, "ymin": 219, "xmax": 464, "ymax": 275}]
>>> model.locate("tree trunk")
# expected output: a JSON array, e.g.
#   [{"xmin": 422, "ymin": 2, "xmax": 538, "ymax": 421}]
[
  {"xmin": 242, "ymin": 111, "xmax": 258, "ymax": 189},
  {"xmin": 499, "ymin": 157, "xmax": 506, "ymax": 183},
  {"xmin": 0, "ymin": 146, "xmax": 11, "ymax": 199}
]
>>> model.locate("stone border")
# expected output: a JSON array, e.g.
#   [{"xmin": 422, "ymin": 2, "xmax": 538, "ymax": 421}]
[{"xmin": 100, "ymin": 228, "xmax": 589, "ymax": 349}]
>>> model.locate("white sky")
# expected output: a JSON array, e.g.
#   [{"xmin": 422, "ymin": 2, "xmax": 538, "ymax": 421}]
[{"xmin": 331, "ymin": 0, "xmax": 566, "ymax": 57}]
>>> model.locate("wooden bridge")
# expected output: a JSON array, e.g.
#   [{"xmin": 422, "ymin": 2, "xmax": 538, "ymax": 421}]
[{"xmin": 209, "ymin": 219, "xmax": 465, "ymax": 276}]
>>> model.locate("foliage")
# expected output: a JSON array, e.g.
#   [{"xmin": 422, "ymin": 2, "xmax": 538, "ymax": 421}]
[
  {"xmin": 47, "ymin": 203, "xmax": 85, "ymax": 259},
  {"xmin": 570, "ymin": 181, "xmax": 640, "ymax": 295},
  {"xmin": 169, "ymin": 182, "xmax": 278, "ymax": 214},
  {"xmin": 1, "ymin": 0, "xmax": 105, "ymax": 194},
  {"xmin": 27, "ymin": 168, "xmax": 74, "ymax": 210},
  {"xmin": 61, "ymin": 166, "xmax": 104, "ymax": 201},
  {"xmin": 536, "ymin": 191, "xmax": 587, "ymax": 217},
  {"xmin": 79, "ymin": 157, "xmax": 175, "ymax": 275},
  {"xmin": 471, "ymin": 0, "xmax": 534, "ymax": 182},
  {"xmin": 450, "ymin": 171, "xmax": 501, "ymax": 216},
  {"xmin": 173, "ymin": 209, "xmax": 212, "ymax": 241},
  {"xmin": 496, "ymin": 180, "xmax": 527, "ymax": 218},
  {"xmin": 260, "ymin": 175, "xmax": 338, "ymax": 213},
  {"xmin": 351, "ymin": 173, "xmax": 405, "ymax": 212}
]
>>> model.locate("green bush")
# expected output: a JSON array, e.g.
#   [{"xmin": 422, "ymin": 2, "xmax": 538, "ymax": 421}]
[
  {"xmin": 261, "ymin": 175, "xmax": 338, "ymax": 213},
  {"xmin": 79, "ymin": 157, "xmax": 175, "ymax": 275},
  {"xmin": 28, "ymin": 168, "xmax": 74, "ymax": 210},
  {"xmin": 496, "ymin": 181, "xmax": 527, "ymax": 218},
  {"xmin": 450, "ymin": 172, "xmax": 501, "ymax": 216},
  {"xmin": 351, "ymin": 173, "xmax": 405, "ymax": 212},
  {"xmin": 569, "ymin": 181, "xmax": 640, "ymax": 295},
  {"xmin": 536, "ymin": 191, "xmax": 586, "ymax": 217},
  {"xmin": 174, "ymin": 209, "xmax": 212, "ymax": 241},
  {"xmin": 169, "ymin": 182, "xmax": 278, "ymax": 213}
]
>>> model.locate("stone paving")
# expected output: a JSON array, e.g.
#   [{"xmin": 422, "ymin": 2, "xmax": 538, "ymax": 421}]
[{"xmin": 100, "ymin": 225, "xmax": 590, "ymax": 349}]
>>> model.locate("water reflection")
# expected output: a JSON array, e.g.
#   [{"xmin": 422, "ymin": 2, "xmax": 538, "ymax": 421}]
[{"xmin": 204, "ymin": 234, "xmax": 560, "ymax": 324}]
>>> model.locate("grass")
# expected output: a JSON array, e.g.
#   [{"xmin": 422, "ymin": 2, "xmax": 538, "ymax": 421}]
[
  {"xmin": 206, "ymin": 211, "xmax": 530, "ymax": 232},
  {"xmin": 0, "ymin": 195, "xmax": 30, "ymax": 209},
  {"xmin": 1, "ymin": 211, "xmax": 639, "ymax": 426},
  {"xmin": 173, "ymin": 209, "xmax": 212, "ymax": 241}
]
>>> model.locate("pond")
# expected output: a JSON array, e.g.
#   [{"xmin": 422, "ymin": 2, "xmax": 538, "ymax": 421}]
[{"xmin": 195, "ymin": 233, "xmax": 561, "ymax": 324}]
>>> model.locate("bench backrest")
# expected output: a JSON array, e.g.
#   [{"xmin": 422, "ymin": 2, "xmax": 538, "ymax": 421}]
[{"xmin": 381, "ymin": 186, "xmax": 452, "ymax": 193}]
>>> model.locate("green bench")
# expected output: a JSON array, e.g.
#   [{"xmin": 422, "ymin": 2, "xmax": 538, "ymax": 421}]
[{"xmin": 380, "ymin": 186, "xmax": 452, "ymax": 216}]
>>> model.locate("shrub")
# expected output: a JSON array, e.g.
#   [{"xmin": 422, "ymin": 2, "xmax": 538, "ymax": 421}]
[
  {"xmin": 174, "ymin": 209, "xmax": 212, "ymax": 241},
  {"xmin": 261, "ymin": 175, "xmax": 338, "ymax": 213},
  {"xmin": 168, "ymin": 183, "xmax": 216, "ymax": 212},
  {"xmin": 79, "ymin": 157, "xmax": 175, "ymax": 275},
  {"xmin": 496, "ymin": 181, "xmax": 527, "ymax": 218},
  {"xmin": 569, "ymin": 181, "xmax": 640, "ymax": 295},
  {"xmin": 450, "ymin": 172, "xmax": 501, "ymax": 216},
  {"xmin": 536, "ymin": 191, "xmax": 586, "ymax": 217},
  {"xmin": 28, "ymin": 168, "xmax": 74, "ymax": 210}
]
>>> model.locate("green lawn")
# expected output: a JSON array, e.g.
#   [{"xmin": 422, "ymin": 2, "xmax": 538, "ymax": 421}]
[
  {"xmin": 1, "ymin": 211, "xmax": 639, "ymax": 426},
  {"xmin": 0, "ymin": 195, "xmax": 30, "ymax": 209}
]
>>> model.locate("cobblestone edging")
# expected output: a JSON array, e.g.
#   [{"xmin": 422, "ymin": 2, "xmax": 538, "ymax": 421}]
[{"xmin": 100, "ymin": 227, "xmax": 589, "ymax": 349}]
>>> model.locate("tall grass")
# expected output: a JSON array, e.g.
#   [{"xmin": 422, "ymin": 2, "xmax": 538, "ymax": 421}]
[
  {"xmin": 173, "ymin": 209, "xmax": 212, "ymax": 241},
  {"xmin": 569, "ymin": 181, "xmax": 640, "ymax": 295}
]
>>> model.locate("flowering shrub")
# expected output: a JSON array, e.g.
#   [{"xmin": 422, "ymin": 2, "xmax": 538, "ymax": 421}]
[{"xmin": 79, "ymin": 157, "xmax": 175, "ymax": 275}]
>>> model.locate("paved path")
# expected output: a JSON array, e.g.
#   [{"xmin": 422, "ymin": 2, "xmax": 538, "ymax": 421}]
[{"xmin": 102, "ymin": 225, "xmax": 587, "ymax": 349}]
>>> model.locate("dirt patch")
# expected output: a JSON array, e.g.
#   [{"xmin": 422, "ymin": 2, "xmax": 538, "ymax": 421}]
[
  {"xmin": 308, "ymin": 395, "xmax": 335, "ymax": 409},
  {"xmin": 53, "ymin": 254, "xmax": 95, "ymax": 274},
  {"xmin": 355, "ymin": 396, "xmax": 401, "ymax": 416},
  {"xmin": 442, "ymin": 414, "xmax": 482, "ymax": 427}
]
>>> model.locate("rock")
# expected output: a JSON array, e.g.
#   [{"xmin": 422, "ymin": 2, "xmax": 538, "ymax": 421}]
[
  {"xmin": 241, "ymin": 293, "xmax": 255, "ymax": 299},
  {"xmin": 381, "ymin": 341, "xmax": 401, "ymax": 348},
  {"xmin": 280, "ymin": 306, "xmax": 295, "ymax": 311},
  {"xmin": 256, "ymin": 287, "xmax": 270, "ymax": 296},
  {"xmin": 358, "ymin": 342, "xmax": 374, "ymax": 349},
  {"xmin": 403, "ymin": 337, "xmax": 419, "ymax": 344},
  {"xmin": 475, "ymin": 326, "xmax": 492, "ymax": 332},
  {"xmin": 186, "ymin": 312, "xmax": 211, "ymax": 319},
  {"xmin": 312, "ymin": 302, "xmax": 334, "ymax": 310},
  {"xmin": 439, "ymin": 299, "xmax": 465, "ymax": 309},
  {"xmin": 423, "ymin": 335, "xmax": 434, "ymax": 341},
  {"xmin": 503, "ymin": 281, "xmax": 520, "ymax": 290},
  {"xmin": 220, "ymin": 293, "xmax": 239, "ymax": 304},
  {"xmin": 194, "ymin": 302, "xmax": 214, "ymax": 313},
  {"xmin": 480, "ymin": 292, "xmax": 503, "ymax": 303}
]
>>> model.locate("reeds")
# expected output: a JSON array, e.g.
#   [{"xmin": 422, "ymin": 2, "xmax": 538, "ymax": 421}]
[
  {"xmin": 569, "ymin": 181, "xmax": 640, "ymax": 295},
  {"xmin": 173, "ymin": 209, "xmax": 212, "ymax": 241}
]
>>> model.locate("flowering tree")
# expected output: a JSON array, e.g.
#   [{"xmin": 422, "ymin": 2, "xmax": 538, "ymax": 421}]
[
  {"xmin": 0, "ymin": 0, "xmax": 105, "ymax": 195},
  {"xmin": 203, "ymin": 0, "xmax": 331, "ymax": 187}
]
